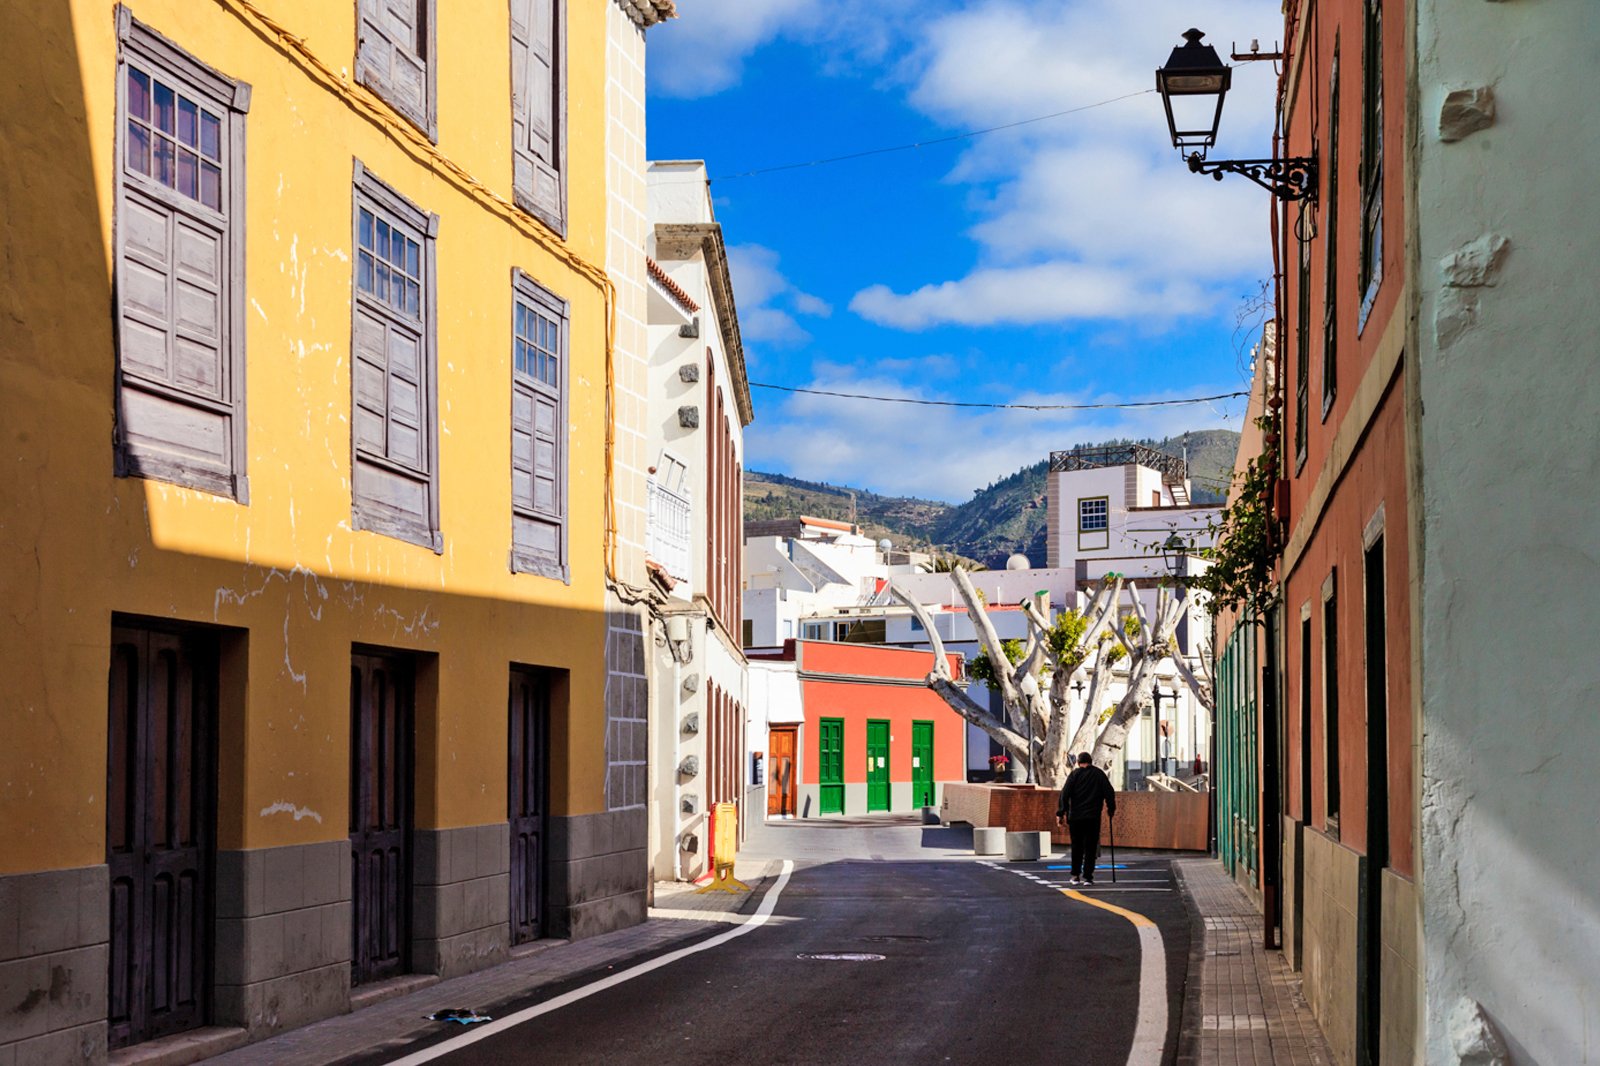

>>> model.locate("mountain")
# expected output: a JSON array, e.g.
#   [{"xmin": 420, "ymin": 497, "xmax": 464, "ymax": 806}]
[{"xmin": 743, "ymin": 428, "xmax": 1241, "ymax": 569}]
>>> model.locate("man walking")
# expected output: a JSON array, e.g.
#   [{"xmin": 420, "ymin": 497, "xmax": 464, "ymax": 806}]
[{"xmin": 1056, "ymin": 752, "xmax": 1116, "ymax": 886}]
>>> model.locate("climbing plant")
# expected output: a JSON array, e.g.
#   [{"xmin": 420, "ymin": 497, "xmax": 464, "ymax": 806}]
[{"xmin": 1189, "ymin": 419, "xmax": 1281, "ymax": 614}]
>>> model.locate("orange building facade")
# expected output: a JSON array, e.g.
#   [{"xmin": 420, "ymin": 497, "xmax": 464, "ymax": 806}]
[
  {"xmin": 1269, "ymin": 0, "xmax": 1421, "ymax": 1061},
  {"xmin": 762, "ymin": 641, "xmax": 967, "ymax": 819}
]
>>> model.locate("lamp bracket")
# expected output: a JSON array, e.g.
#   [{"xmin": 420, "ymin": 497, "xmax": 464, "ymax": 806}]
[{"xmin": 1186, "ymin": 153, "xmax": 1317, "ymax": 202}]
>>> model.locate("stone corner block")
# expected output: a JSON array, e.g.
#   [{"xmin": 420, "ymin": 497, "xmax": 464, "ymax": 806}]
[
  {"xmin": 1003, "ymin": 831, "xmax": 1041, "ymax": 862},
  {"xmin": 973, "ymin": 827, "xmax": 1006, "ymax": 856}
]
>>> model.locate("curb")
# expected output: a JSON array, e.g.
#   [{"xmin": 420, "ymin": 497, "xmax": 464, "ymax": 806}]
[{"xmin": 1170, "ymin": 859, "xmax": 1208, "ymax": 1066}]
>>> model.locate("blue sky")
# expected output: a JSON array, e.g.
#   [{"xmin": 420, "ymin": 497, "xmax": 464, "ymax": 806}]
[{"xmin": 646, "ymin": 0, "xmax": 1280, "ymax": 502}]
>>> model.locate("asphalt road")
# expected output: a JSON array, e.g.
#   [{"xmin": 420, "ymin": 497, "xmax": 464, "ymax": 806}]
[{"xmin": 366, "ymin": 851, "xmax": 1191, "ymax": 1066}]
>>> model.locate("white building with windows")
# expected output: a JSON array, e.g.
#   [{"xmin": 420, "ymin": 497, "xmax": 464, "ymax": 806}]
[
  {"xmin": 642, "ymin": 161, "xmax": 753, "ymax": 882},
  {"xmin": 1044, "ymin": 444, "xmax": 1221, "ymax": 787}
]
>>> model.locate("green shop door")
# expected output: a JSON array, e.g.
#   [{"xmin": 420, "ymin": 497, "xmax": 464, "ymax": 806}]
[
  {"xmin": 911, "ymin": 721, "xmax": 934, "ymax": 808},
  {"xmin": 867, "ymin": 720, "xmax": 890, "ymax": 812},
  {"xmin": 819, "ymin": 718, "xmax": 844, "ymax": 814}
]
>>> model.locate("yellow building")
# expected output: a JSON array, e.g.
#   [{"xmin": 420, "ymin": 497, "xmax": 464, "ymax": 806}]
[{"xmin": 0, "ymin": 0, "xmax": 671, "ymax": 1059}]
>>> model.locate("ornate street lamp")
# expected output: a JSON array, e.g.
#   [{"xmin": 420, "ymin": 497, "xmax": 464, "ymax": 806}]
[
  {"xmin": 1156, "ymin": 29, "xmax": 1317, "ymax": 202},
  {"xmin": 1161, "ymin": 533, "xmax": 1188, "ymax": 582},
  {"xmin": 1152, "ymin": 685, "xmax": 1178, "ymax": 776}
]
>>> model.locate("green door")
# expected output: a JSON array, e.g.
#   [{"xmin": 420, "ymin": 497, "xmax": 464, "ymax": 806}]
[
  {"xmin": 911, "ymin": 721, "xmax": 934, "ymax": 808},
  {"xmin": 867, "ymin": 720, "xmax": 890, "ymax": 812},
  {"xmin": 819, "ymin": 719, "xmax": 844, "ymax": 815}
]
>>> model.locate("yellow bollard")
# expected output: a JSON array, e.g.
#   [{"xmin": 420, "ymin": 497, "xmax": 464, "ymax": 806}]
[{"xmin": 695, "ymin": 801, "xmax": 749, "ymax": 893}]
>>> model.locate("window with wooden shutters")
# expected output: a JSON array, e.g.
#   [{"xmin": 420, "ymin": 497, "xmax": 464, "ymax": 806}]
[
  {"xmin": 351, "ymin": 164, "xmax": 440, "ymax": 550},
  {"xmin": 510, "ymin": 0, "xmax": 566, "ymax": 235},
  {"xmin": 510, "ymin": 270, "xmax": 568, "ymax": 580},
  {"xmin": 1358, "ymin": 0, "xmax": 1384, "ymax": 328},
  {"xmin": 1322, "ymin": 46, "xmax": 1340, "ymax": 420},
  {"xmin": 115, "ymin": 14, "xmax": 250, "ymax": 500},
  {"xmin": 355, "ymin": 0, "xmax": 436, "ymax": 139}
]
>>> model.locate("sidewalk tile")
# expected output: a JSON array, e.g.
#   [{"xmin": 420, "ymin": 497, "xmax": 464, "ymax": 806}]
[{"xmin": 1175, "ymin": 859, "xmax": 1333, "ymax": 1066}]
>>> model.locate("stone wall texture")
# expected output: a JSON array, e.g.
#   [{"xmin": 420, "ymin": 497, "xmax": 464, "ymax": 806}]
[{"xmin": 0, "ymin": 866, "xmax": 108, "ymax": 1065}]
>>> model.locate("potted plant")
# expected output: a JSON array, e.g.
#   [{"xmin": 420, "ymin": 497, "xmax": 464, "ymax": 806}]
[{"xmin": 988, "ymin": 753, "xmax": 1010, "ymax": 782}]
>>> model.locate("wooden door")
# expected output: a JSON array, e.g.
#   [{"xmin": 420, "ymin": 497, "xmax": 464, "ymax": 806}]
[
  {"xmin": 107, "ymin": 622, "xmax": 216, "ymax": 1049},
  {"xmin": 508, "ymin": 667, "xmax": 549, "ymax": 945},
  {"xmin": 912, "ymin": 721, "xmax": 934, "ymax": 809},
  {"xmin": 866, "ymin": 720, "xmax": 890, "ymax": 812},
  {"xmin": 818, "ymin": 718, "xmax": 843, "ymax": 815},
  {"xmin": 350, "ymin": 650, "xmax": 413, "ymax": 986},
  {"xmin": 767, "ymin": 726, "xmax": 797, "ymax": 817}
]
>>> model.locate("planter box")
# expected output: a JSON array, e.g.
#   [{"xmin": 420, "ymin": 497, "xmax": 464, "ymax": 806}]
[{"xmin": 940, "ymin": 782, "xmax": 1208, "ymax": 851}]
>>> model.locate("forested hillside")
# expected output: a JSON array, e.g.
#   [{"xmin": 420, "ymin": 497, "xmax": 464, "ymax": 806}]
[{"xmin": 744, "ymin": 429, "xmax": 1241, "ymax": 569}]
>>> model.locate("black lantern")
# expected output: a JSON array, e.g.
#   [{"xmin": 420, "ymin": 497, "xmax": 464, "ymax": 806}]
[
  {"xmin": 1161, "ymin": 533, "xmax": 1188, "ymax": 580},
  {"xmin": 1156, "ymin": 28, "xmax": 1231, "ymax": 155},
  {"xmin": 1156, "ymin": 28, "xmax": 1317, "ymax": 203}
]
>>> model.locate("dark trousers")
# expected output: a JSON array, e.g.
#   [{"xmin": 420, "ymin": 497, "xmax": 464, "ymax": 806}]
[{"xmin": 1068, "ymin": 817, "xmax": 1101, "ymax": 880}]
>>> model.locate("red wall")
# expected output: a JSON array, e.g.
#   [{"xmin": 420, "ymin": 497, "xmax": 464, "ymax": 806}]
[
  {"xmin": 796, "ymin": 641, "xmax": 966, "ymax": 787},
  {"xmin": 1281, "ymin": 382, "xmax": 1415, "ymax": 876}
]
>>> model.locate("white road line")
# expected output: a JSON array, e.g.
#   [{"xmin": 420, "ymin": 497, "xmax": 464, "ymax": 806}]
[{"xmin": 383, "ymin": 860, "xmax": 796, "ymax": 1065}]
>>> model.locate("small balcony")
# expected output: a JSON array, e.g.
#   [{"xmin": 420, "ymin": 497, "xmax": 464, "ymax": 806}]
[{"xmin": 646, "ymin": 477, "xmax": 693, "ymax": 584}]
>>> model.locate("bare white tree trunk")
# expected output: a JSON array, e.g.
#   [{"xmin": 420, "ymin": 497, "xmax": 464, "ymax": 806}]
[
  {"xmin": 894, "ymin": 570, "xmax": 1130, "ymax": 790},
  {"xmin": 886, "ymin": 582, "xmax": 1029, "ymax": 760},
  {"xmin": 1090, "ymin": 584, "xmax": 1186, "ymax": 774}
]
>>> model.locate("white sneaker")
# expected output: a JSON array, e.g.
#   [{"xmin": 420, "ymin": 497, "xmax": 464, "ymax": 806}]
[{"xmin": 1068, "ymin": 876, "xmax": 1082, "ymax": 886}]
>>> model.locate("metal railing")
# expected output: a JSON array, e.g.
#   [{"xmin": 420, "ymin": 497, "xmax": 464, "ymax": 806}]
[
  {"xmin": 646, "ymin": 477, "xmax": 693, "ymax": 583},
  {"xmin": 1049, "ymin": 443, "xmax": 1188, "ymax": 481}
]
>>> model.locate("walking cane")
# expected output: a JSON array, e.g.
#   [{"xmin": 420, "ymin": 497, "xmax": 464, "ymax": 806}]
[{"xmin": 1109, "ymin": 811, "xmax": 1117, "ymax": 884}]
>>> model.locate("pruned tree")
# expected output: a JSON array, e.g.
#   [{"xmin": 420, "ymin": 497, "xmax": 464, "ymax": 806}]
[
  {"xmin": 893, "ymin": 567, "xmax": 1220, "ymax": 788},
  {"xmin": 889, "ymin": 569, "xmax": 1123, "ymax": 789}
]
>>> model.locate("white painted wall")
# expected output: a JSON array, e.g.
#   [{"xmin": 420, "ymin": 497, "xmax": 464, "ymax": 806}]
[
  {"xmin": 1046, "ymin": 462, "xmax": 1220, "ymax": 578},
  {"xmin": 1415, "ymin": 1, "xmax": 1600, "ymax": 1061}
]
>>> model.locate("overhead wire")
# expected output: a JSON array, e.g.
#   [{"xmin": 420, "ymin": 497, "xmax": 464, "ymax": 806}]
[
  {"xmin": 652, "ymin": 89, "xmax": 1157, "ymax": 184},
  {"xmin": 748, "ymin": 382, "xmax": 1249, "ymax": 411}
]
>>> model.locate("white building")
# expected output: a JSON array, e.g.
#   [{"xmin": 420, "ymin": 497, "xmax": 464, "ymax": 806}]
[{"xmin": 642, "ymin": 161, "xmax": 753, "ymax": 881}]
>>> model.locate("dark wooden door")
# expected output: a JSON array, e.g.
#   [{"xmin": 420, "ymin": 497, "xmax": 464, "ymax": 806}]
[
  {"xmin": 508, "ymin": 667, "xmax": 549, "ymax": 945},
  {"xmin": 350, "ymin": 650, "xmax": 413, "ymax": 985},
  {"xmin": 767, "ymin": 726, "xmax": 796, "ymax": 818},
  {"xmin": 107, "ymin": 622, "xmax": 216, "ymax": 1049}
]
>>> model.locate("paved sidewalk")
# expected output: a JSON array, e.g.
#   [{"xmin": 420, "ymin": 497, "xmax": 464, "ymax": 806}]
[
  {"xmin": 207, "ymin": 858, "xmax": 780, "ymax": 1066},
  {"xmin": 1174, "ymin": 859, "xmax": 1332, "ymax": 1066}
]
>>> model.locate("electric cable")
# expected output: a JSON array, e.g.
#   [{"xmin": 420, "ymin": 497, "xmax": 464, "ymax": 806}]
[
  {"xmin": 658, "ymin": 89, "xmax": 1158, "ymax": 183},
  {"xmin": 748, "ymin": 381, "xmax": 1248, "ymax": 411}
]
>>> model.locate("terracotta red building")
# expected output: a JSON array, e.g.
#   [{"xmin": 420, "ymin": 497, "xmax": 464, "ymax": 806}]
[{"xmin": 751, "ymin": 640, "xmax": 967, "ymax": 819}]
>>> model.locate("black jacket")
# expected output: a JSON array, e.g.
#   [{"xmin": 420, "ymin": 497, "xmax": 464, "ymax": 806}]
[{"xmin": 1057, "ymin": 765, "xmax": 1116, "ymax": 821}]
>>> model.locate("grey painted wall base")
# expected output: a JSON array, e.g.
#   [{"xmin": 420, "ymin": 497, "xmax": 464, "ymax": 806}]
[
  {"xmin": 547, "ymin": 809, "xmax": 647, "ymax": 941},
  {"xmin": 797, "ymin": 780, "xmax": 959, "ymax": 818},
  {"xmin": 0, "ymin": 865, "xmax": 109, "ymax": 1066},
  {"xmin": 413, "ymin": 824, "xmax": 510, "ymax": 979},
  {"xmin": 214, "ymin": 840, "xmax": 351, "ymax": 1037}
]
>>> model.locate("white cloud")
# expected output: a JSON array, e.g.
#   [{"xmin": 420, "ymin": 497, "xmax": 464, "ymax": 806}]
[
  {"xmin": 851, "ymin": 262, "xmax": 1211, "ymax": 330},
  {"xmin": 727, "ymin": 243, "xmax": 831, "ymax": 346},
  {"xmin": 649, "ymin": 0, "xmax": 811, "ymax": 98},
  {"xmin": 792, "ymin": 291, "xmax": 833, "ymax": 318},
  {"xmin": 649, "ymin": 0, "xmax": 919, "ymax": 98},
  {"xmin": 747, "ymin": 367, "xmax": 1246, "ymax": 501},
  {"xmin": 852, "ymin": 0, "xmax": 1281, "ymax": 331},
  {"xmin": 742, "ymin": 306, "xmax": 811, "ymax": 345}
]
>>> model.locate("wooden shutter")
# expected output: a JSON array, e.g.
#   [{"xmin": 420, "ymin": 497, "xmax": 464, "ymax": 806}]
[
  {"xmin": 351, "ymin": 166, "xmax": 439, "ymax": 550},
  {"xmin": 357, "ymin": 0, "xmax": 431, "ymax": 133},
  {"xmin": 510, "ymin": 272, "xmax": 568, "ymax": 579},
  {"xmin": 116, "ymin": 23, "xmax": 248, "ymax": 499},
  {"xmin": 511, "ymin": 0, "xmax": 564, "ymax": 232}
]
